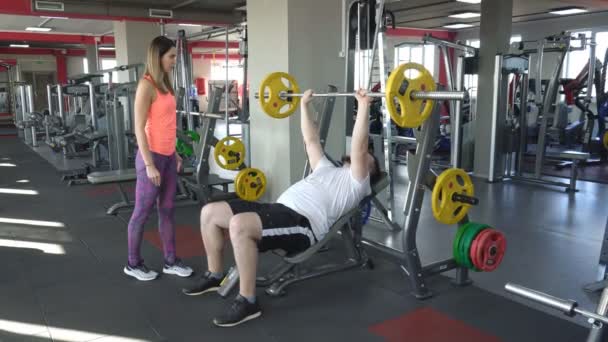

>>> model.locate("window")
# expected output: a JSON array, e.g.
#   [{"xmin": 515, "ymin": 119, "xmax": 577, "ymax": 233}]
[
  {"xmin": 394, "ymin": 44, "xmax": 435, "ymax": 79},
  {"xmin": 596, "ymin": 31, "xmax": 608, "ymax": 93},
  {"xmin": 210, "ymin": 59, "xmax": 243, "ymax": 82},
  {"xmin": 82, "ymin": 58, "xmax": 89, "ymax": 74},
  {"xmin": 100, "ymin": 59, "xmax": 118, "ymax": 83},
  {"xmin": 354, "ymin": 49, "xmax": 374, "ymax": 89},
  {"xmin": 562, "ymin": 31, "xmax": 592, "ymax": 79},
  {"xmin": 597, "ymin": 32, "xmax": 608, "ymax": 64}
]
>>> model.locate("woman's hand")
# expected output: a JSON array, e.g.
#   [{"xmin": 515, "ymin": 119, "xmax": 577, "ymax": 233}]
[
  {"xmin": 146, "ymin": 164, "xmax": 161, "ymax": 187},
  {"xmin": 176, "ymin": 153, "xmax": 183, "ymax": 172}
]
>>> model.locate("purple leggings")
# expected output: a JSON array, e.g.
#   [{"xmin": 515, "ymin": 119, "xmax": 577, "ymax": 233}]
[{"xmin": 127, "ymin": 150, "xmax": 177, "ymax": 267}]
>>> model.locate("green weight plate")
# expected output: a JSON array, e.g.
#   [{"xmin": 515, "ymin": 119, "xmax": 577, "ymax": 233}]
[
  {"xmin": 183, "ymin": 144, "xmax": 194, "ymax": 157},
  {"xmin": 453, "ymin": 223, "xmax": 472, "ymax": 266},
  {"xmin": 460, "ymin": 222, "xmax": 488, "ymax": 270},
  {"xmin": 185, "ymin": 130, "xmax": 200, "ymax": 143},
  {"xmin": 176, "ymin": 139, "xmax": 185, "ymax": 154},
  {"xmin": 460, "ymin": 223, "xmax": 486, "ymax": 270}
]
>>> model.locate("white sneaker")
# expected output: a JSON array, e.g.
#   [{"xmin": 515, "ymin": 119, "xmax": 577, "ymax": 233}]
[
  {"xmin": 163, "ymin": 258, "xmax": 193, "ymax": 277},
  {"xmin": 124, "ymin": 263, "xmax": 158, "ymax": 281}
]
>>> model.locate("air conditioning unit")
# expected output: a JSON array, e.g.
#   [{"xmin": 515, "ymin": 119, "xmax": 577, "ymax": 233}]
[
  {"xmin": 149, "ymin": 8, "xmax": 173, "ymax": 19},
  {"xmin": 35, "ymin": 1, "xmax": 65, "ymax": 12}
]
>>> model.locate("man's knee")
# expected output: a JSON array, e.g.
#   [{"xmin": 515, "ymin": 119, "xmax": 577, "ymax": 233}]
[
  {"xmin": 229, "ymin": 214, "xmax": 259, "ymax": 241},
  {"xmin": 200, "ymin": 202, "xmax": 225, "ymax": 229}
]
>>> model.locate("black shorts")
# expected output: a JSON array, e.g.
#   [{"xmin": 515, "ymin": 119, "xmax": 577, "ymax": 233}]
[{"xmin": 227, "ymin": 199, "xmax": 316, "ymax": 255}]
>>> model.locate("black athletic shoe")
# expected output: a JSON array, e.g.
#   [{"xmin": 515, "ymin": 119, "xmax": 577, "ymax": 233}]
[
  {"xmin": 182, "ymin": 271, "xmax": 223, "ymax": 296},
  {"xmin": 213, "ymin": 296, "xmax": 262, "ymax": 327}
]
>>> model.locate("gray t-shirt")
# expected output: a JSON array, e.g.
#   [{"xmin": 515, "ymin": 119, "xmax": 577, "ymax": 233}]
[{"xmin": 276, "ymin": 156, "xmax": 372, "ymax": 241}]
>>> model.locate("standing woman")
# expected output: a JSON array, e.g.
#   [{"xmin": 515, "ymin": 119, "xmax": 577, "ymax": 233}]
[{"xmin": 124, "ymin": 36, "xmax": 193, "ymax": 281}]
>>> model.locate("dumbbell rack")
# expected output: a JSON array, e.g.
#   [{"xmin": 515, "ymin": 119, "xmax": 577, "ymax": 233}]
[{"xmin": 363, "ymin": 88, "xmax": 472, "ymax": 299}]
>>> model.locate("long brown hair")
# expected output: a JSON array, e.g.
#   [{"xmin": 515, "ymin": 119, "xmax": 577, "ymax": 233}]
[{"xmin": 144, "ymin": 36, "xmax": 175, "ymax": 95}]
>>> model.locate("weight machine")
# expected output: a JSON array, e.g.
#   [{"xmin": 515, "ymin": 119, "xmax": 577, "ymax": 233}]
[{"xmin": 485, "ymin": 33, "xmax": 591, "ymax": 192}]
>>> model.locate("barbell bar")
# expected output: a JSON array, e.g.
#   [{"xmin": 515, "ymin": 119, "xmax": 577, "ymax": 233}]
[
  {"xmin": 256, "ymin": 90, "xmax": 468, "ymax": 101},
  {"xmin": 256, "ymin": 62, "xmax": 469, "ymax": 128}
]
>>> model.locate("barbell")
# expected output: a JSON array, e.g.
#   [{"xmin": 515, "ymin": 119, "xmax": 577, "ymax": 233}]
[{"xmin": 255, "ymin": 62, "xmax": 468, "ymax": 128}]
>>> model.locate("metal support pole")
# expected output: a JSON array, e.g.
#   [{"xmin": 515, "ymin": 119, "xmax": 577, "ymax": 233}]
[
  {"xmin": 452, "ymin": 56, "xmax": 464, "ymax": 168},
  {"xmin": 88, "ymin": 82, "xmax": 97, "ymax": 130},
  {"xmin": 18, "ymin": 85, "xmax": 28, "ymax": 141},
  {"xmin": 441, "ymin": 45, "xmax": 456, "ymax": 120},
  {"xmin": 517, "ymin": 73, "xmax": 529, "ymax": 176},
  {"xmin": 586, "ymin": 37, "xmax": 596, "ymax": 104},
  {"xmin": 378, "ymin": 23, "xmax": 394, "ymax": 221},
  {"xmin": 45, "ymin": 84, "xmax": 52, "ymax": 142},
  {"xmin": 25, "ymin": 85, "xmax": 37, "ymax": 147},
  {"xmin": 365, "ymin": 0, "xmax": 384, "ymax": 91},
  {"xmin": 240, "ymin": 26, "xmax": 248, "ymax": 122},
  {"xmin": 535, "ymin": 41, "xmax": 544, "ymax": 107},
  {"xmin": 57, "ymin": 84, "xmax": 65, "ymax": 128},
  {"xmin": 94, "ymin": 39, "xmax": 100, "ymax": 72},
  {"xmin": 402, "ymin": 103, "xmax": 441, "ymax": 299},
  {"xmin": 488, "ymin": 55, "xmax": 503, "ymax": 182},
  {"xmin": 357, "ymin": 2, "xmax": 361, "ymax": 89}
]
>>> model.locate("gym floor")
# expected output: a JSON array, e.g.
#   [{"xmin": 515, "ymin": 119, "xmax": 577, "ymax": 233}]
[{"xmin": 1, "ymin": 135, "xmax": 600, "ymax": 341}]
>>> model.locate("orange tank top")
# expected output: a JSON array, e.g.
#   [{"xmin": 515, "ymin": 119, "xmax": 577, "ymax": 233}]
[{"xmin": 143, "ymin": 75, "xmax": 176, "ymax": 156}]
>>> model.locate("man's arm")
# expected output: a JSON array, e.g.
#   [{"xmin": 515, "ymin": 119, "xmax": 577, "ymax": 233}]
[
  {"xmin": 300, "ymin": 89, "xmax": 324, "ymax": 170},
  {"xmin": 350, "ymin": 89, "xmax": 372, "ymax": 182}
]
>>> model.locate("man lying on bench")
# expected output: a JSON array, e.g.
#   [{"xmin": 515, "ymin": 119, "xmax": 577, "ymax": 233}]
[{"xmin": 182, "ymin": 89, "xmax": 381, "ymax": 327}]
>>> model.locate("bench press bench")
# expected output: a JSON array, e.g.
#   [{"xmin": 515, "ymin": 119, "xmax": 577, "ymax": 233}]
[
  {"xmin": 545, "ymin": 150, "xmax": 589, "ymax": 192},
  {"xmin": 217, "ymin": 172, "xmax": 390, "ymax": 297}
]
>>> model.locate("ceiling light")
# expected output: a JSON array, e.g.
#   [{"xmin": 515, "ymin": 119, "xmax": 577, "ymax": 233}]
[
  {"xmin": 26, "ymin": 27, "xmax": 52, "ymax": 32},
  {"xmin": 456, "ymin": 0, "xmax": 481, "ymax": 3},
  {"xmin": 549, "ymin": 7, "xmax": 588, "ymax": 15},
  {"xmin": 443, "ymin": 23, "xmax": 474, "ymax": 29},
  {"xmin": 40, "ymin": 15, "xmax": 68, "ymax": 19},
  {"xmin": 448, "ymin": 12, "xmax": 480, "ymax": 19},
  {"xmin": 179, "ymin": 23, "xmax": 202, "ymax": 27},
  {"xmin": 10, "ymin": 44, "xmax": 30, "ymax": 48},
  {"xmin": 98, "ymin": 47, "xmax": 115, "ymax": 51}
]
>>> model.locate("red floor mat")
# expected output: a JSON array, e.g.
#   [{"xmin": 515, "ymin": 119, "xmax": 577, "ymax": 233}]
[
  {"xmin": 369, "ymin": 307, "xmax": 502, "ymax": 342},
  {"xmin": 144, "ymin": 225, "xmax": 206, "ymax": 258}
]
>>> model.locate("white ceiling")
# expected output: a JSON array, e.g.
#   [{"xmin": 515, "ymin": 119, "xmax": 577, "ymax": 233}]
[
  {"xmin": 387, "ymin": 0, "xmax": 608, "ymax": 29},
  {"xmin": 0, "ymin": 13, "xmax": 242, "ymax": 49},
  {"xmin": 0, "ymin": 14, "xmax": 113, "ymax": 35}
]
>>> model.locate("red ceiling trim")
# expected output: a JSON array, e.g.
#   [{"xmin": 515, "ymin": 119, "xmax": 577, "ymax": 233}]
[
  {"xmin": 0, "ymin": 32, "xmax": 114, "ymax": 45},
  {"xmin": 0, "ymin": 47, "xmax": 115, "ymax": 58},
  {"xmin": 0, "ymin": 58, "xmax": 18, "ymax": 65}
]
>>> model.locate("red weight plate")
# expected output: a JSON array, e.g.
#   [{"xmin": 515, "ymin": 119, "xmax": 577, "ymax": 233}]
[
  {"xmin": 476, "ymin": 229, "xmax": 506, "ymax": 272},
  {"xmin": 469, "ymin": 228, "xmax": 489, "ymax": 270}
]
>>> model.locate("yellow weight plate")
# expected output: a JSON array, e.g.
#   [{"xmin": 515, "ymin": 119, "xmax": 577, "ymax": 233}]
[
  {"xmin": 235, "ymin": 168, "xmax": 267, "ymax": 201},
  {"xmin": 603, "ymin": 130, "xmax": 608, "ymax": 150},
  {"xmin": 258, "ymin": 72, "xmax": 300, "ymax": 119},
  {"xmin": 386, "ymin": 62, "xmax": 436, "ymax": 128},
  {"xmin": 214, "ymin": 136, "xmax": 246, "ymax": 170},
  {"xmin": 432, "ymin": 168, "xmax": 474, "ymax": 225}
]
